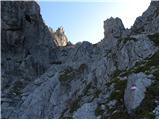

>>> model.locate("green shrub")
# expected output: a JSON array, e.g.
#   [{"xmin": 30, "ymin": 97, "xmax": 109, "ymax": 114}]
[
  {"xmin": 134, "ymin": 82, "xmax": 158, "ymax": 118},
  {"xmin": 59, "ymin": 67, "xmax": 75, "ymax": 82},
  {"xmin": 69, "ymin": 97, "xmax": 81, "ymax": 113},
  {"xmin": 95, "ymin": 105, "xmax": 104, "ymax": 116},
  {"xmin": 11, "ymin": 80, "xmax": 23, "ymax": 96}
]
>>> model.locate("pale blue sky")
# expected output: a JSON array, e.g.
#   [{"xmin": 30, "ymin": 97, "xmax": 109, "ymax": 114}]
[{"xmin": 38, "ymin": 0, "xmax": 150, "ymax": 44}]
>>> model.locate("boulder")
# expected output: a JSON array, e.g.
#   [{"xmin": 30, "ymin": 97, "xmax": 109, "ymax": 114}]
[
  {"xmin": 73, "ymin": 102, "xmax": 97, "ymax": 119},
  {"xmin": 124, "ymin": 73, "xmax": 152, "ymax": 113}
]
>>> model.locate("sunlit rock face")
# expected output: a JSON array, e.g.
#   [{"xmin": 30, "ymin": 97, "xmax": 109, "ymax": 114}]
[
  {"xmin": 131, "ymin": 1, "xmax": 159, "ymax": 34},
  {"xmin": 1, "ymin": 1, "xmax": 159, "ymax": 119},
  {"xmin": 49, "ymin": 27, "xmax": 68, "ymax": 47},
  {"xmin": 124, "ymin": 73, "xmax": 152, "ymax": 113},
  {"xmin": 104, "ymin": 17, "xmax": 125, "ymax": 38}
]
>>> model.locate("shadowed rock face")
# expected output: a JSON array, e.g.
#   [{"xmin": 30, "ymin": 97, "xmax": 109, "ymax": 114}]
[
  {"xmin": 1, "ymin": 1, "xmax": 159, "ymax": 119},
  {"xmin": 1, "ymin": 1, "xmax": 57, "ymax": 79},
  {"xmin": 1, "ymin": 1, "xmax": 58, "ymax": 117}
]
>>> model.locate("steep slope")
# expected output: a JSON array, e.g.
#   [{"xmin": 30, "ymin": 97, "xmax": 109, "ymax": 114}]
[
  {"xmin": 1, "ymin": 1, "xmax": 61, "ymax": 118},
  {"xmin": 1, "ymin": 1, "xmax": 159, "ymax": 119},
  {"xmin": 131, "ymin": 1, "xmax": 159, "ymax": 34}
]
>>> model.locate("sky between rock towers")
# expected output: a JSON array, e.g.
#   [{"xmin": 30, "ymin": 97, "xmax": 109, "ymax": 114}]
[{"xmin": 38, "ymin": 0, "xmax": 150, "ymax": 44}]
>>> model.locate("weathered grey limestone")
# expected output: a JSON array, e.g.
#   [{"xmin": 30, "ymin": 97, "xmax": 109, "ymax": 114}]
[
  {"xmin": 73, "ymin": 102, "xmax": 97, "ymax": 119},
  {"xmin": 49, "ymin": 27, "xmax": 68, "ymax": 46},
  {"xmin": 131, "ymin": 1, "xmax": 159, "ymax": 34},
  {"xmin": 1, "ymin": 0, "xmax": 159, "ymax": 119},
  {"xmin": 124, "ymin": 73, "xmax": 152, "ymax": 113}
]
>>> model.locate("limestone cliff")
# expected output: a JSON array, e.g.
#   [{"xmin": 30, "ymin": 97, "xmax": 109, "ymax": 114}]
[{"xmin": 1, "ymin": 1, "xmax": 159, "ymax": 119}]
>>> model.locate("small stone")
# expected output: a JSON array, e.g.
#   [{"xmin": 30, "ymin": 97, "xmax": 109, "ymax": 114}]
[{"xmin": 100, "ymin": 104, "xmax": 106, "ymax": 110}]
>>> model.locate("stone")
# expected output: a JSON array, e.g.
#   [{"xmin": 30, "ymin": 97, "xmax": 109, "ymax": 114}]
[
  {"xmin": 153, "ymin": 105, "xmax": 159, "ymax": 119},
  {"xmin": 73, "ymin": 102, "xmax": 97, "ymax": 119},
  {"xmin": 131, "ymin": 1, "xmax": 159, "ymax": 34},
  {"xmin": 1, "ymin": 0, "xmax": 159, "ymax": 119},
  {"xmin": 104, "ymin": 17, "xmax": 125, "ymax": 38},
  {"xmin": 124, "ymin": 73, "xmax": 152, "ymax": 113}
]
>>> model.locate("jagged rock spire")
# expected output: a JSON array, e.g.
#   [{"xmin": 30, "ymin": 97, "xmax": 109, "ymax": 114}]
[
  {"xmin": 50, "ymin": 26, "xmax": 68, "ymax": 47},
  {"xmin": 104, "ymin": 17, "xmax": 125, "ymax": 38}
]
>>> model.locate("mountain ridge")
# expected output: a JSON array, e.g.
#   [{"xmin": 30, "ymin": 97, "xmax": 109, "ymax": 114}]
[{"xmin": 1, "ymin": 1, "xmax": 159, "ymax": 118}]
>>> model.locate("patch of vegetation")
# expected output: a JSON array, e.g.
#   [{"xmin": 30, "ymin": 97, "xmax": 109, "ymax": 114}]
[
  {"xmin": 119, "ymin": 37, "xmax": 137, "ymax": 44},
  {"xmin": 109, "ymin": 76, "xmax": 127, "ymax": 101},
  {"xmin": 133, "ymin": 56, "xmax": 159, "ymax": 118},
  {"xmin": 104, "ymin": 51, "xmax": 159, "ymax": 118},
  {"xmin": 110, "ymin": 110, "xmax": 130, "ymax": 119},
  {"xmin": 10, "ymin": 80, "xmax": 23, "ymax": 96},
  {"xmin": 59, "ymin": 64, "xmax": 88, "ymax": 83},
  {"xmin": 94, "ymin": 89, "xmax": 101, "ymax": 98},
  {"xmin": 111, "ymin": 69, "xmax": 121, "ymax": 78},
  {"xmin": 61, "ymin": 116, "xmax": 73, "ymax": 119},
  {"xmin": 119, "ymin": 51, "xmax": 159, "ymax": 77},
  {"xmin": 133, "ymin": 26, "xmax": 145, "ymax": 34},
  {"xmin": 69, "ymin": 97, "xmax": 81, "ymax": 113},
  {"xmin": 59, "ymin": 67, "xmax": 75, "ymax": 82},
  {"xmin": 95, "ymin": 105, "xmax": 104, "ymax": 116},
  {"xmin": 59, "ymin": 109, "xmax": 73, "ymax": 119},
  {"xmin": 133, "ymin": 80, "xmax": 159, "ymax": 118},
  {"xmin": 83, "ymin": 82, "xmax": 101, "ymax": 98},
  {"xmin": 103, "ymin": 72, "xmax": 129, "ymax": 118},
  {"xmin": 129, "ymin": 62, "xmax": 157, "ymax": 117},
  {"xmin": 148, "ymin": 33, "xmax": 159, "ymax": 46},
  {"xmin": 83, "ymin": 82, "xmax": 92, "ymax": 96}
]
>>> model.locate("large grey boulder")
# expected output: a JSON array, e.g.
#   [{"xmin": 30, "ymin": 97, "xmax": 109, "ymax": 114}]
[
  {"xmin": 73, "ymin": 102, "xmax": 97, "ymax": 119},
  {"xmin": 124, "ymin": 73, "xmax": 152, "ymax": 113}
]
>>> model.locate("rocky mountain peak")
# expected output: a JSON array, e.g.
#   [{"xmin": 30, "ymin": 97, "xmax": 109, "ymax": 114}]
[
  {"xmin": 1, "ymin": 1, "xmax": 159, "ymax": 119},
  {"xmin": 57, "ymin": 26, "xmax": 65, "ymax": 34},
  {"xmin": 104, "ymin": 17, "xmax": 125, "ymax": 38},
  {"xmin": 49, "ymin": 26, "xmax": 68, "ymax": 47},
  {"xmin": 131, "ymin": 1, "xmax": 159, "ymax": 34}
]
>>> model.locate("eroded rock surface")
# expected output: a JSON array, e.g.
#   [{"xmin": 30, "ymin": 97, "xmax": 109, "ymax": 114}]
[
  {"xmin": 1, "ymin": 1, "xmax": 159, "ymax": 119},
  {"xmin": 131, "ymin": 1, "xmax": 159, "ymax": 34},
  {"xmin": 104, "ymin": 17, "xmax": 125, "ymax": 38},
  {"xmin": 124, "ymin": 73, "xmax": 152, "ymax": 113},
  {"xmin": 49, "ymin": 27, "xmax": 68, "ymax": 46}
]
